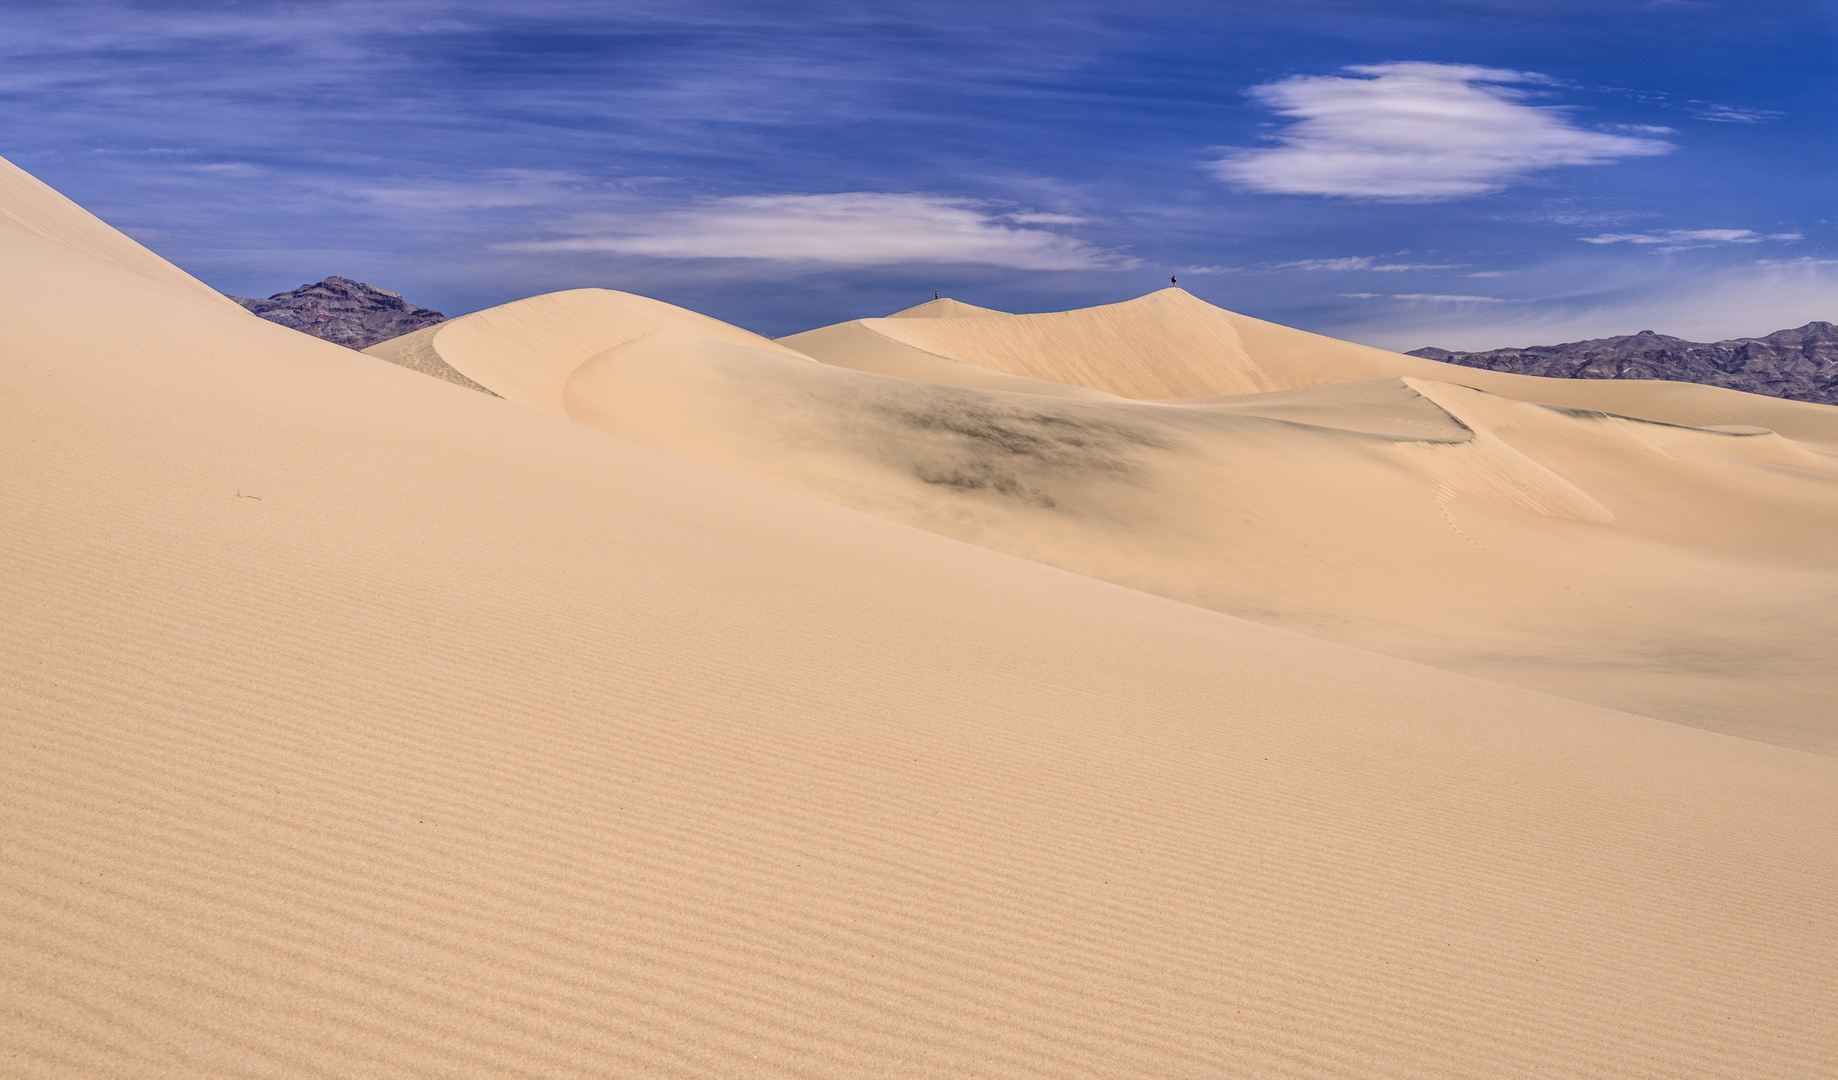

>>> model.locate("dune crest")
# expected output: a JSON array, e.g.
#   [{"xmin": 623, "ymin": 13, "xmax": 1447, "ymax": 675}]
[
  {"xmin": 368, "ymin": 287, "xmax": 810, "ymax": 415},
  {"xmin": 793, "ymin": 289, "xmax": 1275, "ymax": 398},
  {"xmin": 0, "ymin": 155, "xmax": 237, "ymax": 308},
  {"xmin": 885, "ymin": 296, "xmax": 1009, "ymax": 318}
]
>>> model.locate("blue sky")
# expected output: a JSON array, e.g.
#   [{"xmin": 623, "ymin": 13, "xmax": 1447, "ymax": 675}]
[{"xmin": 3, "ymin": 0, "xmax": 1834, "ymax": 348}]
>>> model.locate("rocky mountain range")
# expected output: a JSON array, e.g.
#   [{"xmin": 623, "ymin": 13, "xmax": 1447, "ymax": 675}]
[
  {"xmin": 1409, "ymin": 322, "xmax": 1838, "ymax": 407},
  {"xmin": 230, "ymin": 276, "xmax": 446, "ymax": 351}
]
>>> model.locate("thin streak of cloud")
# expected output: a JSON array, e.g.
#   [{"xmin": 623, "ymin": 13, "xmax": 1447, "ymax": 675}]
[
  {"xmin": 507, "ymin": 192, "xmax": 1128, "ymax": 270},
  {"xmin": 1276, "ymin": 256, "xmax": 1461, "ymax": 271},
  {"xmin": 1517, "ymin": 209, "xmax": 1661, "ymax": 227},
  {"xmin": 1688, "ymin": 103, "xmax": 1784, "ymax": 123},
  {"xmin": 1581, "ymin": 228, "xmax": 1803, "ymax": 253},
  {"xmin": 350, "ymin": 171, "xmax": 592, "ymax": 212},
  {"xmin": 1341, "ymin": 292, "xmax": 1509, "ymax": 302}
]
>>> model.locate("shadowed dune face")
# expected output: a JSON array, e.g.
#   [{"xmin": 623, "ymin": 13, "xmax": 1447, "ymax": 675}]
[
  {"xmin": 6, "ymin": 155, "xmax": 1838, "ymax": 1079},
  {"xmin": 398, "ymin": 290, "xmax": 1838, "ymax": 754},
  {"xmin": 566, "ymin": 331, "xmax": 1191, "ymax": 514}
]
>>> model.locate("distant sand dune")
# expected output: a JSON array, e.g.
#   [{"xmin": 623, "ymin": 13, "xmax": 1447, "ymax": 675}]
[
  {"xmin": 794, "ymin": 289, "xmax": 1838, "ymax": 450},
  {"xmin": 5, "ymin": 155, "xmax": 1837, "ymax": 1078},
  {"xmin": 387, "ymin": 288, "xmax": 1838, "ymax": 753},
  {"xmin": 418, "ymin": 287, "xmax": 808, "ymax": 415}
]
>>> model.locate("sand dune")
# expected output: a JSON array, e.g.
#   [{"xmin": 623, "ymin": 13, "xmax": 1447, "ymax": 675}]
[
  {"xmin": 6, "ymin": 157, "xmax": 1838, "ymax": 1078},
  {"xmin": 377, "ymin": 287, "xmax": 810, "ymax": 415},
  {"xmin": 0, "ymin": 155, "xmax": 239, "ymax": 309},
  {"xmin": 379, "ymin": 288, "xmax": 1838, "ymax": 752},
  {"xmin": 790, "ymin": 289, "xmax": 1838, "ymax": 450}
]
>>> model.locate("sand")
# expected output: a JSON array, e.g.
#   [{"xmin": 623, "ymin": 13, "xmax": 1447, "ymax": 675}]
[
  {"xmin": 387, "ymin": 288, "xmax": 1838, "ymax": 753},
  {"xmin": 5, "ymin": 155, "xmax": 1837, "ymax": 1078}
]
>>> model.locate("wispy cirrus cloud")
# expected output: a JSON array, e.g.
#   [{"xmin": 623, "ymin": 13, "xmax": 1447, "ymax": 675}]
[
  {"xmin": 1517, "ymin": 209, "xmax": 1660, "ymax": 227},
  {"xmin": 1276, "ymin": 256, "xmax": 1460, "ymax": 272},
  {"xmin": 1341, "ymin": 292, "xmax": 1508, "ymax": 302},
  {"xmin": 1210, "ymin": 62, "xmax": 1675, "ymax": 201},
  {"xmin": 507, "ymin": 193, "xmax": 1126, "ymax": 270},
  {"xmin": 1688, "ymin": 103, "xmax": 1784, "ymax": 123},
  {"xmin": 1581, "ymin": 228, "xmax": 1802, "ymax": 252},
  {"xmin": 1177, "ymin": 255, "xmax": 1460, "ymax": 274},
  {"xmin": 349, "ymin": 171, "xmax": 592, "ymax": 212}
]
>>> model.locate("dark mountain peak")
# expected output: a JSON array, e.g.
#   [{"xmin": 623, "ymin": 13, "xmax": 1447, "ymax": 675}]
[
  {"xmin": 1753, "ymin": 321, "xmax": 1838, "ymax": 349},
  {"xmin": 231, "ymin": 276, "xmax": 445, "ymax": 351},
  {"xmin": 1406, "ymin": 319, "xmax": 1838, "ymax": 407}
]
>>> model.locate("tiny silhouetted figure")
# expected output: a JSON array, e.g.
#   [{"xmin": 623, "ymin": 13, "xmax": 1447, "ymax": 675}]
[
  {"xmin": 935, "ymin": 291, "xmax": 939, "ymax": 299},
  {"xmin": 1171, "ymin": 275, "xmax": 1177, "ymax": 286}
]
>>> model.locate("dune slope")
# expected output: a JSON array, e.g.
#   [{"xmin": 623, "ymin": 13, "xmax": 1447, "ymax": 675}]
[
  {"xmin": 373, "ymin": 287, "xmax": 810, "ymax": 415},
  {"xmin": 4, "ymin": 159, "xmax": 1838, "ymax": 1078},
  {"xmin": 0, "ymin": 155, "xmax": 239, "ymax": 309},
  {"xmin": 399, "ymin": 289, "xmax": 1838, "ymax": 752}
]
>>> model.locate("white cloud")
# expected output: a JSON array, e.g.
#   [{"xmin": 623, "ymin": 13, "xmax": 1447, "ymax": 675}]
[
  {"xmin": 1005, "ymin": 212, "xmax": 1087, "ymax": 225},
  {"xmin": 352, "ymin": 170, "xmax": 589, "ymax": 211},
  {"xmin": 1520, "ymin": 209, "xmax": 1660, "ymax": 227},
  {"xmin": 1210, "ymin": 62, "xmax": 1675, "ymax": 201},
  {"xmin": 1341, "ymin": 292, "xmax": 1508, "ymax": 302},
  {"xmin": 1277, "ymin": 256, "xmax": 1460, "ymax": 271},
  {"xmin": 1689, "ymin": 103, "xmax": 1784, "ymax": 124},
  {"xmin": 177, "ymin": 162, "xmax": 267, "ymax": 178},
  {"xmin": 509, "ymin": 192, "xmax": 1122, "ymax": 269},
  {"xmin": 1282, "ymin": 257, "xmax": 1377, "ymax": 271},
  {"xmin": 1581, "ymin": 228, "xmax": 1803, "ymax": 252}
]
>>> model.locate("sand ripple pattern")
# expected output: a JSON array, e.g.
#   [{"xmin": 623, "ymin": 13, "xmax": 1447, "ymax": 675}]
[{"xmin": 2, "ymin": 156, "xmax": 1836, "ymax": 1078}]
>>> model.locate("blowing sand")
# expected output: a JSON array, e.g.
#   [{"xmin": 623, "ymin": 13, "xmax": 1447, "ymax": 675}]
[{"xmin": 4, "ymin": 153, "xmax": 1837, "ymax": 1078}]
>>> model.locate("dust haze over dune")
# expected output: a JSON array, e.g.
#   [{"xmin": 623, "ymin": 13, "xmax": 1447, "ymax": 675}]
[{"xmin": 5, "ymin": 152, "xmax": 1838, "ymax": 1079}]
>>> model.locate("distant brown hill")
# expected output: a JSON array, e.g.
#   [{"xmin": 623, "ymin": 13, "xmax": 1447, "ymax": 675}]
[
  {"xmin": 1408, "ymin": 322, "xmax": 1838, "ymax": 406},
  {"xmin": 230, "ymin": 276, "xmax": 445, "ymax": 350}
]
